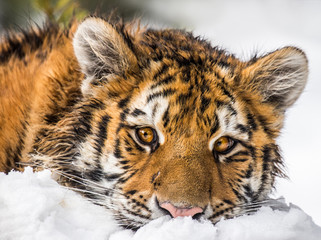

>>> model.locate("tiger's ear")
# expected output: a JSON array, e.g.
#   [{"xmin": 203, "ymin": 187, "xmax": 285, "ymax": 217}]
[
  {"xmin": 242, "ymin": 47, "xmax": 308, "ymax": 112},
  {"xmin": 73, "ymin": 17, "xmax": 138, "ymax": 94}
]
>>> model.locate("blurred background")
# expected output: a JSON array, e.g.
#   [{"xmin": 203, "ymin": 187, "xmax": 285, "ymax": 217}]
[{"xmin": 1, "ymin": 0, "xmax": 320, "ymax": 225}]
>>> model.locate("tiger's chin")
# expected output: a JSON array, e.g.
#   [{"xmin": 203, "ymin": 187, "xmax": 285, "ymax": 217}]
[{"xmin": 107, "ymin": 193, "xmax": 250, "ymax": 230}]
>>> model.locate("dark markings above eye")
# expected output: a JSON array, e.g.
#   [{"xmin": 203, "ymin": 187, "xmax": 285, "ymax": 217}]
[
  {"xmin": 209, "ymin": 113, "xmax": 220, "ymax": 137},
  {"xmin": 131, "ymin": 108, "xmax": 146, "ymax": 117},
  {"xmin": 215, "ymin": 82, "xmax": 235, "ymax": 102},
  {"xmin": 146, "ymin": 88, "xmax": 176, "ymax": 103},
  {"xmin": 152, "ymin": 103, "xmax": 159, "ymax": 119},
  {"xmin": 118, "ymin": 95, "xmax": 132, "ymax": 109},
  {"xmin": 236, "ymin": 124, "xmax": 249, "ymax": 133},
  {"xmin": 215, "ymin": 101, "xmax": 237, "ymax": 116}
]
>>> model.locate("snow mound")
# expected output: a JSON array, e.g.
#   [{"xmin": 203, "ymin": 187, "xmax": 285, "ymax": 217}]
[{"xmin": 0, "ymin": 168, "xmax": 320, "ymax": 240}]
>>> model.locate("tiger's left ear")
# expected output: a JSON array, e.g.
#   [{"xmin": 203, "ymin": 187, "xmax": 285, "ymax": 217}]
[
  {"xmin": 73, "ymin": 17, "xmax": 138, "ymax": 94},
  {"xmin": 241, "ymin": 47, "xmax": 308, "ymax": 112}
]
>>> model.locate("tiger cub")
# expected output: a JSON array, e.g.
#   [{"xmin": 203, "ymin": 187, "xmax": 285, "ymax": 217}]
[{"xmin": 0, "ymin": 17, "xmax": 308, "ymax": 229}]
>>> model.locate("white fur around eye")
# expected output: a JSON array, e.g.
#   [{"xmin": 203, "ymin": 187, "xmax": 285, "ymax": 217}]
[{"xmin": 125, "ymin": 87, "xmax": 169, "ymax": 145}]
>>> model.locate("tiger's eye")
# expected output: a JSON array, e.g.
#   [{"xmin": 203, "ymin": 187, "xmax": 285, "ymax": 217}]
[
  {"xmin": 214, "ymin": 136, "xmax": 235, "ymax": 153},
  {"xmin": 136, "ymin": 127, "xmax": 156, "ymax": 145}
]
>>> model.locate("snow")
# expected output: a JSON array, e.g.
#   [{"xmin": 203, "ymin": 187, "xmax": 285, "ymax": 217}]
[
  {"xmin": 0, "ymin": 168, "xmax": 120, "ymax": 240},
  {"xmin": 1, "ymin": 168, "xmax": 321, "ymax": 240}
]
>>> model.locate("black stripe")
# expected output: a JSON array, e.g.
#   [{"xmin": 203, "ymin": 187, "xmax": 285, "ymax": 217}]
[
  {"xmin": 216, "ymin": 101, "xmax": 237, "ymax": 116},
  {"xmin": 262, "ymin": 145, "xmax": 272, "ymax": 172},
  {"xmin": 85, "ymin": 166, "xmax": 104, "ymax": 182},
  {"xmin": 182, "ymin": 67, "xmax": 191, "ymax": 83},
  {"xmin": 177, "ymin": 91, "xmax": 193, "ymax": 105},
  {"xmin": 216, "ymin": 82, "xmax": 235, "ymax": 102},
  {"xmin": 131, "ymin": 108, "xmax": 146, "ymax": 117},
  {"xmin": 125, "ymin": 147, "xmax": 133, "ymax": 152},
  {"xmin": 118, "ymin": 96, "xmax": 131, "ymax": 109},
  {"xmin": 209, "ymin": 208, "xmax": 232, "ymax": 219},
  {"xmin": 82, "ymin": 99, "xmax": 105, "ymax": 110},
  {"xmin": 123, "ymin": 208, "xmax": 151, "ymax": 220},
  {"xmin": 152, "ymin": 63, "xmax": 169, "ymax": 81},
  {"xmin": 225, "ymin": 157, "xmax": 248, "ymax": 163},
  {"xmin": 105, "ymin": 173, "xmax": 122, "ymax": 181},
  {"xmin": 73, "ymin": 109, "xmax": 93, "ymax": 140},
  {"xmin": 147, "ymin": 88, "xmax": 175, "ymax": 103},
  {"xmin": 210, "ymin": 113, "xmax": 220, "ymax": 136},
  {"xmin": 162, "ymin": 106, "xmax": 170, "ymax": 128},
  {"xmin": 223, "ymin": 199, "xmax": 233, "ymax": 205},
  {"xmin": 243, "ymin": 184, "xmax": 254, "ymax": 200},
  {"xmin": 245, "ymin": 164, "xmax": 253, "ymax": 178},
  {"xmin": 117, "ymin": 169, "xmax": 138, "ymax": 184},
  {"xmin": 236, "ymin": 124, "xmax": 249, "ymax": 133},
  {"xmin": 246, "ymin": 113, "xmax": 257, "ymax": 131},
  {"xmin": 254, "ymin": 144, "xmax": 274, "ymax": 199},
  {"xmin": 120, "ymin": 108, "xmax": 129, "ymax": 122},
  {"xmin": 150, "ymin": 75, "xmax": 175, "ymax": 89},
  {"xmin": 231, "ymin": 186, "xmax": 248, "ymax": 203},
  {"xmin": 11, "ymin": 120, "xmax": 28, "ymax": 169},
  {"xmin": 200, "ymin": 79, "xmax": 210, "ymax": 93},
  {"xmin": 257, "ymin": 115, "xmax": 275, "ymax": 138},
  {"xmin": 152, "ymin": 103, "xmax": 159, "ymax": 119},
  {"xmin": 126, "ymin": 190, "xmax": 137, "ymax": 195},
  {"xmin": 94, "ymin": 114, "xmax": 110, "ymax": 155},
  {"xmin": 114, "ymin": 138, "xmax": 123, "ymax": 158},
  {"xmin": 200, "ymin": 96, "xmax": 211, "ymax": 113},
  {"xmin": 120, "ymin": 160, "xmax": 129, "ymax": 165}
]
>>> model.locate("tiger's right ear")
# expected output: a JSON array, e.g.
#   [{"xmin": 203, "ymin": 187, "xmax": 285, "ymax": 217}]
[
  {"xmin": 73, "ymin": 17, "xmax": 138, "ymax": 94},
  {"xmin": 241, "ymin": 47, "xmax": 308, "ymax": 112}
]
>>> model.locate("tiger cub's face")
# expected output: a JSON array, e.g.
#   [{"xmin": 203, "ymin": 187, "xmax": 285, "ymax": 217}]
[{"xmin": 54, "ymin": 17, "xmax": 308, "ymax": 229}]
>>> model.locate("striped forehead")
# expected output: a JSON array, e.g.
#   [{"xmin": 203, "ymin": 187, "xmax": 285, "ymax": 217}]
[
  {"xmin": 209, "ymin": 101, "xmax": 250, "ymax": 149},
  {"xmin": 125, "ymin": 80, "xmax": 249, "ymax": 141},
  {"xmin": 125, "ymin": 85, "xmax": 169, "ymax": 127}
]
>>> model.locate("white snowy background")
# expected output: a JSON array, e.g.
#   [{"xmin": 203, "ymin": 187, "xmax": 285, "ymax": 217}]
[{"xmin": 1, "ymin": 0, "xmax": 321, "ymax": 239}]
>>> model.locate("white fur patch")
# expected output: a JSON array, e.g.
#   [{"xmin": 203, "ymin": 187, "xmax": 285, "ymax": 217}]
[
  {"xmin": 208, "ymin": 104, "xmax": 249, "ymax": 151},
  {"xmin": 125, "ymin": 86, "xmax": 169, "ymax": 145}
]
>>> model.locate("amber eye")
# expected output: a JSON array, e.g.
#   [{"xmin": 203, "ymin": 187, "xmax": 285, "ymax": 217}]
[
  {"xmin": 136, "ymin": 127, "xmax": 157, "ymax": 145},
  {"xmin": 213, "ymin": 136, "xmax": 236, "ymax": 154}
]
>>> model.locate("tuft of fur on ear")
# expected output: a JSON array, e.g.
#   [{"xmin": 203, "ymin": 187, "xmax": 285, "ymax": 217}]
[
  {"xmin": 242, "ymin": 47, "xmax": 308, "ymax": 111},
  {"xmin": 73, "ymin": 17, "xmax": 138, "ymax": 94}
]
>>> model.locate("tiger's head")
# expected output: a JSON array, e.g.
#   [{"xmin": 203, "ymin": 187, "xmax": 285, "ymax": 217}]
[{"xmin": 36, "ymin": 17, "xmax": 308, "ymax": 229}]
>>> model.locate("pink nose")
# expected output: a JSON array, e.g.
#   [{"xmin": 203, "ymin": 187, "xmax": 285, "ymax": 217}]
[{"xmin": 160, "ymin": 202, "xmax": 203, "ymax": 218}]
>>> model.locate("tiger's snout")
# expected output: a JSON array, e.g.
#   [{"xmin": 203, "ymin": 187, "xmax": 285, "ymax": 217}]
[{"xmin": 159, "ymin": 202, "xmax": 204, "ymax": 218}]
